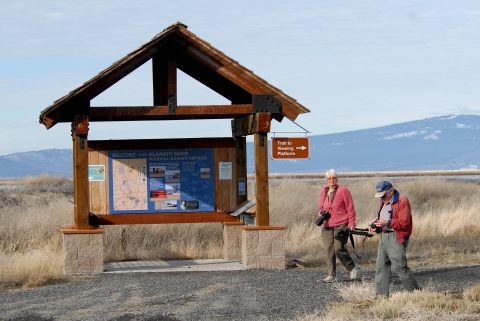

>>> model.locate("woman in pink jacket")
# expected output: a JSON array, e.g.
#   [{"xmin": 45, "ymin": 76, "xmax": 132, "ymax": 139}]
[{"xmin": 317, "ymin": 169, "xmax": 359, "ymax": 283}]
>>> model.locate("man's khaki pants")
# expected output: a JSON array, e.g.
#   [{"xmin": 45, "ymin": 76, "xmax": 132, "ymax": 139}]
[{"xmin": 375, "ymin": 232, "xmax": 421, "ymax": 297}]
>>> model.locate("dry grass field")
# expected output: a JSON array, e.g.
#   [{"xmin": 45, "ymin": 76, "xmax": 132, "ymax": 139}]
[{"xmin": 1, "ymin": 174, "xmax": 479, "ymax": 319}]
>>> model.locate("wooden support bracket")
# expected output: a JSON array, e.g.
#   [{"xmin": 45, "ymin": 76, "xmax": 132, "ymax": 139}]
[{"xmin": 231, "ymin": 113, "xmax": 271, "ymax": 137}]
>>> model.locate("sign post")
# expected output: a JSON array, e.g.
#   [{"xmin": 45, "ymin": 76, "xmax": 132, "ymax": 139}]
[{"xmin": 271, "ymin": 137, "xmax": 310, "ymax": 160}]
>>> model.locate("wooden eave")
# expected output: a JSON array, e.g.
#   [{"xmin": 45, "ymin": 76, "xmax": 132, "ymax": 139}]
[{"xmin": 39, "ymin": 21, "xmax": 310, "ymax": 130}]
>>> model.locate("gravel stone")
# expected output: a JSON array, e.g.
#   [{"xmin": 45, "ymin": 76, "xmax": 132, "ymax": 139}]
[{"xmin": 1, "ymin": 265, "xmax": 479, "ymax": 321}]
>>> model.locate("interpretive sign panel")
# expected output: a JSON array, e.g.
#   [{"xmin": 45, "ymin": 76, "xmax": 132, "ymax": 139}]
[
  {"xmin": 271, "ymin": 137, "xmax": 310, "ymax": 160},
  {"xmin": 108, "ymin": 149, "xmax": 214, "ymax": 214},
  {"xmin": 219, "ymin": 162, "xmax": 232, "ymax": 180},
  {"xmin": 88, "ymin": 165, "xmax": 105, "ymax": 181}
]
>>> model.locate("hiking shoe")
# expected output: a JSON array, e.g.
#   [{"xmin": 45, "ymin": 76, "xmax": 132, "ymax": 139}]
[
  {"xmin": 322, "ymin": 276, "xmax": 337, "ymax": 283},
  {"xmin": 350, "ymin": 264, "xmax": 359, "ymax": 280}
]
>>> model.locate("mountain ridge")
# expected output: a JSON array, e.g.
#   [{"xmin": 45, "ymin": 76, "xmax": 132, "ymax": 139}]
[{"xmin": 1, "ymin": 114, "xmax": 479, "ymax": 178}]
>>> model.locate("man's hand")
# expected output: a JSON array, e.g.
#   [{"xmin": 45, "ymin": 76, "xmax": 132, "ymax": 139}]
[{"xmin": 375, "ymin": 219, "xmax": 388, "ymax": 227}]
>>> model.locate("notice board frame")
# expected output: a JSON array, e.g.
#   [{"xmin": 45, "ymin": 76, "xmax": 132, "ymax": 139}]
[{"xmin": 87, "ymin": 137, "xmax": 246, "ymax": 225}]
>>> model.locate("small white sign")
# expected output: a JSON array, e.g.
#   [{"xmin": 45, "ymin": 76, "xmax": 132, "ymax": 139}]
[
  {"xmin": 88, "ymin": 165, "xmax": 105, "ymax": 181},
  {"xmin": 219, "ymin": 162, "xmax": 232, "ymax": 180}
]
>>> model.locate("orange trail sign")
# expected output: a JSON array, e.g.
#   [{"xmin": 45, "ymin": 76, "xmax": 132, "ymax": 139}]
[{"xmin": 271, "ymin": 137, "xmax": 310, "ymax": 160}]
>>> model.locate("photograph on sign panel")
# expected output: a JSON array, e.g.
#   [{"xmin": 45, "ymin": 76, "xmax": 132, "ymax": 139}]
[
  {"xmin": 180, "ymin": 200, "xmax": 200, "ymax": 210},
  {"xmin": 149, "ymin": 165, "xmax": 166, "ymax": 177},
  {"xmin": 165, "ymin": 183, "xmax": 181, "ymax": 200},
  {"xmin": 165, "ymin": 170, "xmax": 181, "ymax": 182},
  {"xmin": 154, "ymin": 200, "xmax": 178, "ymax": 210},
  {"xmin": 200, "ymin": 167, "xmax": 211, "ymax": 178},
  {"xmin": 150, "ymin": 190, "xmax": 167, "ymax": 201}
]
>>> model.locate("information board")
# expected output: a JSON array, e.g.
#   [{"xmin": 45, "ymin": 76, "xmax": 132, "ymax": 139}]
[{"xmin": 108, "ymin": 149, "xmax": 214, "ymax": 214}]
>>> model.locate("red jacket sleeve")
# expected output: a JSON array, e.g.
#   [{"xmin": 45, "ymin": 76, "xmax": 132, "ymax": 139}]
[{"xmin": 390, "ymin": 194, "xmax": 412, "ymax": 231}]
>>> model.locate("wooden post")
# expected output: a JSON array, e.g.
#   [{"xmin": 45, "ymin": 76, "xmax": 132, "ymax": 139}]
[
  {"xmin": 152, "ymin": 49, "xmax": 177, "ymax": 111},
  {"xmin": 235, "ymin": 136, "xmax": 247, "ymax": 208},
  {"xmin": 73, "ymin": 115, "xmax": 90, "ymax": 230},
  {"xmin": 254, "ymin": 131, "xmax": 269, "ymax": 226},
  {"xmin": 152, "ymin": 51, "xmax": 168, "ymax": 105}
]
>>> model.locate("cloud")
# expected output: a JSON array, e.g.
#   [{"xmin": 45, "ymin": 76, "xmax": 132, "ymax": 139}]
[{"xmin": 1, "ymin": 0, "xmax": 480, "ymax": 154}]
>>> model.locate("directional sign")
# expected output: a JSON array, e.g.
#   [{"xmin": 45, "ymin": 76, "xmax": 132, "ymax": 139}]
[{"xmin": 271, "ymin": 137, "xmax": 310, "ymax": 160}]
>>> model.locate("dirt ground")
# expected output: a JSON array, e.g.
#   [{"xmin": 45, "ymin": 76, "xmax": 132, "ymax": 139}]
[{"xmin": 1, "ymin": 265, "xmax": 479, "ymax": 321}]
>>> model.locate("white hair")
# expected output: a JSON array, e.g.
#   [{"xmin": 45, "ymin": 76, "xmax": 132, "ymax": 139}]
[{"xmin": 325, "ymin": 169, "xmax": 338, "ymax": 180}]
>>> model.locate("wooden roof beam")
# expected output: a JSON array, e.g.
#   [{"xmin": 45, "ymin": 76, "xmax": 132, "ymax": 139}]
[
  {"xmin": 87, "ymin": 104, "xmax": 254, "ymax": 122},
  {"xmin": 176, "ymin": 50, "xmax": 252, "ymax": 104},
  {"xmin": 152, "ymin": 48, "xmax": 177, "ymax": 112}
]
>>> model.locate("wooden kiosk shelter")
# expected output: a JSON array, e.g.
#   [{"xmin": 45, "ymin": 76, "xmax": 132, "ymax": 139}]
[{"xmin": 39, "ymin": 22, "xmax": 309, "ymax": 272}]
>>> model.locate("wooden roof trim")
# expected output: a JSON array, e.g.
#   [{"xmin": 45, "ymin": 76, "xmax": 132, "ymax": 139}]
[
  {"xmin": 40, "ymin": 21, "xmax": 309, "ymax": 129},
  {"xmin": 174, "ymin": 28, "xmax": 309, "ymax": 119},
  {"xmin": 40, "ymin": 23, "xmax": 184, "ymax": 127}
]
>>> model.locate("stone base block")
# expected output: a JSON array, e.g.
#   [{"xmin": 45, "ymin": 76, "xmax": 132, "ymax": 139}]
[
  {"xmin": 241, "ymin": 226, "xmax": 286, "ymax": 269},
  {"xmin": 223, "ymin": 222, "xmax": 245, "ymax": 260},
  {"xmin": 61, "ymin": 228, "xmax": 105, "ymax": 274}
]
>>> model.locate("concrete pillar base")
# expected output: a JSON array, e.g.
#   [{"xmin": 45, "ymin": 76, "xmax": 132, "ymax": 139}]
[
  {"xmin": 61, "ymin": 226, "xmax": 105, "ymax": 274},
  {"xmin": 223, "ymin": 222, "xmax": 245, "ymax": 260},
  {"xmin": 241, "ymin": 226, "xmax": 286, "ymax": 269}
]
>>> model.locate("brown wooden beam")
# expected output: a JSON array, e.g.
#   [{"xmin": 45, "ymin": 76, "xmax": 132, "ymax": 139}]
[
  {"xmin": 256, "ymin": 113, "xmax": 272, "ymax": 132},
  {"xmin": 167, "ymin": 50, "xmax": 177, "ymax": 113},
  {"xmin": 254, "ymin": 132, "xmax": 269, "ymax": 226},
  {"xmin": 152, "ymin": 51, "xmax": 169, "ymax": 105},
  {"xmin": 87, "ymin": 105, "xmax": 253, "ymax": 122},
  {"xmin": 231, "ymin": 113, "xmax": 272, "ymax": 136},
  {"xmin": 73, "ymin": 115, "xmax": 90, "ymax": 230},
  {"xmin": 41, "ymin": 46, "xmax": 161, "ymax": 130},
  {"xmin": 235, "ymin": 136, "xmax": 247, "ymax": 208},
  {"xmin": 176, "ymin": 49, "xmax": 252, "ymax": 104},
  {"xmin": 81, "ymin": 46, "xmax": 160, "ymax": 101},
  {"xmin": 88, "ymin": 137, "xmax": 235, "ymax": 151},
  {"xmin": 89, "ymin": 212, "xmax": 238, "ymax": 225}
]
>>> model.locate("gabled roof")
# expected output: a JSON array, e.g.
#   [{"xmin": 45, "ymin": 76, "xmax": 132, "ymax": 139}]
[{"xmin": 39, "ymin": 22, "xmax": 310, "ymax": 129}]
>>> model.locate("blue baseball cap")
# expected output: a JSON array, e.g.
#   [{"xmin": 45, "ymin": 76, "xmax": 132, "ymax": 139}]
[{"xmin": 375, "ymin": 181, "xmax": 393, "ymax": 198}]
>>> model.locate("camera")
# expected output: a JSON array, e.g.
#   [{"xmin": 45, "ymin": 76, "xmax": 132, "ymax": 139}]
[
  {"xmin": 334, "ymin": 226, "xmax": 351, "ymax": 240},
  {"xmin": 370, "ymin": 222, "xmax": 382, "ymax": 234},
  {"xmin": 315, "ymin": 210, "xmax": 331, "ymax": 226}
]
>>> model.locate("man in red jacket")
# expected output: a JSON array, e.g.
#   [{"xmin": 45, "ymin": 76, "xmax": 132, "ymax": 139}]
[{"xmin": 369, "ymin": 181, "xmax": 421, "ymax": 297}]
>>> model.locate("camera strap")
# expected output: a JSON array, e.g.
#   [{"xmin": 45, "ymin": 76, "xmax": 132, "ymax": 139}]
[
  {"xmin": 350, "ymin": 234, "xmax": 363, "ymax": 259},
  {"xmin": 347, "ymin": 228, "xmax": 374, "ymax": 259},
  {"xmin": 322, "ymin": 186, "xmax": 338, "ymax": 211}
]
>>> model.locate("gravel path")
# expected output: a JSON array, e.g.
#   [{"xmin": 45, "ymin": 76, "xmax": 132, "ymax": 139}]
[{"xmin": 1, "ymin": 265, "xmax": 479, "ymax": 321}]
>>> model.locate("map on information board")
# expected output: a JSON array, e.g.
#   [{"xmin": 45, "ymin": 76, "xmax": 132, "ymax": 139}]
[
  {"xmin": 108, "ymin": 149, "xmax": 214, "ymax": 214},
  {"xmin": 111, "ymin": 158, "xmax": 148, "ymax": 211}
]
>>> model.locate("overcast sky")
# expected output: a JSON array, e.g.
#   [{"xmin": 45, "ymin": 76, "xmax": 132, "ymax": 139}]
[{"xmin": 1, "ymin": 1, "xmax": 479, "ymax": 155}]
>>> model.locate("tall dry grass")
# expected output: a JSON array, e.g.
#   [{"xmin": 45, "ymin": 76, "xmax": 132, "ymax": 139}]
[
  {"xmin": 1, "ymin": 175, "xmax": 480, "ymax": 290},
  {"xmin": 297, "ymin": 280, "xmax": 480, "ymax": 321},
  {"xmin": 270, "ymin": 177, "xmax": 480, "ymax": 267},
  {"xmin": 103, "ymin": 223, "xmax": 224, "ymax": 261},
  {"xmin": 0, "ymin": 174, "xmax": 73, "ymax": 288}
]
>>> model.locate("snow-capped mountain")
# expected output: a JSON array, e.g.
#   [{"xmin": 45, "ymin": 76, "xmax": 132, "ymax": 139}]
[
  {"xmin": 253, "ymin": 114, "xmax": 480, "ymax": 173},
  {"xmin": 1, "ymin": 115, "xmax": 479, "ymax": 178}
]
